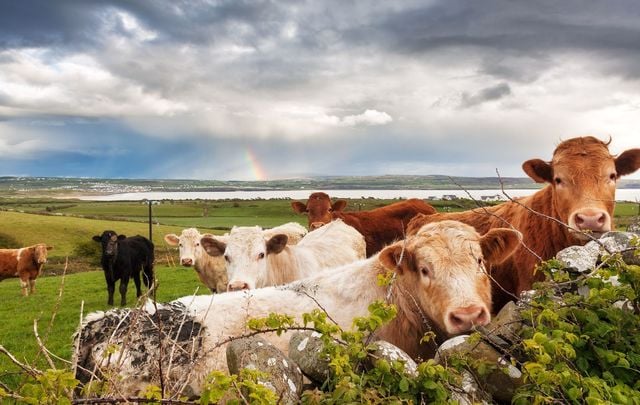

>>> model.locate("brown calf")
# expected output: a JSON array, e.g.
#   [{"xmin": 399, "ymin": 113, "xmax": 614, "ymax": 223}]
[
  {"xmin": 292, "ymin": 193, "xmax": 436, "ymax": 256},
  {"xmin": 407, "ymin": 136, "xmax": 640, "ymax": 312},
  {"xmin": 0, "ymin": 244, "xmax": 53, "ymax": 296}
]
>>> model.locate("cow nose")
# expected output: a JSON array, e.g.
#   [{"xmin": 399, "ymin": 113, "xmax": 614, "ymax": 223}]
[
  {"xmin": 573, "ymin": 210, "xmax": 609, "ymax": 232},
  {"xmin": 181, "ymin": 258, "xmax": 193, "ymax": 266},
  {"xmin": 447, "ymin": 305, "xmax": 490, "ymax": 334},
  {"xmin": 227, "ymin": 281, "xmax": 250, "ymax": 291},
  {"xmin": 310, "ymin": 222, "xmax": 325, "ymax": 230}
]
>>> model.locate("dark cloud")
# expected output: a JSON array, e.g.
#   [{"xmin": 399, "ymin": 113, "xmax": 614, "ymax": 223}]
[{"xmin": 460, "ymin": 82, "xmax": 511, "ymax": 108}]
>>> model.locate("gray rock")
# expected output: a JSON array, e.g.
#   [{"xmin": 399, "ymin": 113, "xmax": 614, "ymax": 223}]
[
  {"xmin": 435, "ymin": 335, "xmax": 523, "ymax": 403},
  {"xmin": 556, "ymin": 244, "xmax": 600, "ymax": 273},
  {"xmin": 626, "ymin": 217, "xmax": 640, "ymax": 234},
  {"xmin": 450, "ymin": 371, "xmax": 492, "ymax": 405},
  {"xmin": 366, "ymin": 340, "xmax": 418, "ymax": 378},
  {"xmin": 597, "ymin": 231, "xmax": 640, "ymax": 265},
  {"xmin": 288, "ymin": 331, "xmax": 330, "ymax": 385},
  {"xmin": 483, "ymin": 301, "xmax": 524, "ymax": 346},
  {"xmin": 227, "ymin": 336, "xmax": 303, "ymax": 404}
]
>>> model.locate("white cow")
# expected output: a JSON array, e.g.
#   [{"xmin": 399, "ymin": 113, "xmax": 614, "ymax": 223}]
[
  {"xmin": 164, "ymin": 223, "xmax": 308, "ymax": 292},
  {"xmin": 74, "ymin": 220, "xmax": 521, "ymax": 398},
  {"xmin": 164, "ymin": 229, "xmax": 228, "ymax": 293},
  {"xmin": 200, "ymin": 219, "xmax": 366, "ymax": 291}
]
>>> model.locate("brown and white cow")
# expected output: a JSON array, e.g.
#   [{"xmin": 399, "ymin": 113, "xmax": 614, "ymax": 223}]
[
  {"xmin": 201, "ymin": 219, "xmax": 365, "ymax": 291},
  {"xmin": 291, "ymin": 194, "xmax": 437, "ymax": 256},
  {"xmin": 73, "ymin": 220, "xmax": 520, "ymax": 397},
  {"xmin": 407, "ymin": 136, "xmax": 640, "ymax": 312},
  {"xmin": 164, "ymin": 223, "xmax": 308, "ymax": 293},
  {"xmin": 0, "ymin": 244, "xmax": 53, "ymax": 296}
]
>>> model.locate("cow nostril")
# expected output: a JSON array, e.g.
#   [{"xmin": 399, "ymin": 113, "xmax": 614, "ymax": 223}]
[{"xmin": 597, "ymin": 213, "xmax": 606, "ymax": 225}]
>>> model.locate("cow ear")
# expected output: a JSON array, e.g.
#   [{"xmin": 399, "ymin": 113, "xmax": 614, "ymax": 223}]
[
  {"xmin": 291, "ymin": 201, "xmax": 308, "ymax": 214},
  {"xmin": 117, "ymin": 235, "xmax": 126, "ymax": 240},
  {"xmin": 615, "ymin": 148, "xmax": 640, "ymax": 177},
  {"xmin": 46, "ymin": 246, "xmax": 53, "ymax": 251},
  {"xmin": 92, "ymin": 235, "xmax": 101, "ymax": 243},
  {"xmin": 266, "ymin": 234, "xmax": 288, "ymax": 255},
  {"xmin": 201, "ymin": 236, "xmax": 226, "ymax": 257},
  {"xmin": 164, "ymin": 234, "xmax": 179, "ymax": 246},
  {"xmin": 379, "ymin": 244, "xmax": 416, "ymax": 275},
  {"xmin": 480, "ymin": 228, "xmax": 521, "ymax": 265},
  {"xmin": 522, "ymin": 159, "xmax": 553, "ymax": 183},
  {"xmin": 332, "ymin": 200, "xmax": 347, "ymax": 212}
]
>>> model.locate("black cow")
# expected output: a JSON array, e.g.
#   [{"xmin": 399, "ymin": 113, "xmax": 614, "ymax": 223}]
[{"xmin": 92, "ymin": 231, "xmax": 155, "ymax": 306}]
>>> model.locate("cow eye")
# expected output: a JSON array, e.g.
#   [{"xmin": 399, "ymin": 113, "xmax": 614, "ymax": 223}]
[
  {"xmin": 420, "ymin": 267, "xmax": 431, "ymax": 277},
  {"xmin": 609, "ymin": 173, "xmax": 617, "ymax": 181},
  {"xmin": 477, "ymin": 258, "xmax": 483, "ymax": 265},
  {"xmin": 224, "ymin": 255, "xmax": 231, "ymax": 263},
  {"xmin": 258, "ymin": 252, "xmax": 265, "ymax": 260},
  {"xmin": 196, "ymin": 242, "xmax": 200, "ymax": 247},
  {"xmin": 554, "ymin": 177, "xmax": 562, "ymax": 185}
]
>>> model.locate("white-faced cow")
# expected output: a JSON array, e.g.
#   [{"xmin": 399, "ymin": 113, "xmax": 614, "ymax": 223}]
[
  {"xmin": 0, "ymin": 244, "xmax": 53, "ymax": 296},
  {"xmin": 291, "ymin": 194, "xmax": 437, "ymax": 256},
  {"xmin": 92, "ymin": 231, "xmax": 155, "ymax": 306},
  {"xmin": 73, "ymin": 220, "xmax": 520, "ymax": 397},
  {"xmin": 163, "ymin": 222, "xmax": 307, "ymax": 293},
  {"xmin": 407, "ymin": 136, "xmax": 640, "ymax": 312},
  {"xmin": 200, "ymin": 219, "xmax": 366, "ymax": 291}
]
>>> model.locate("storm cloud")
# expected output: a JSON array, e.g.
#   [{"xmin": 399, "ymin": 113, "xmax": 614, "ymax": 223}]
[{"xmin": 0, "ymin": 0, "xmax": 638, "ymax": 180}]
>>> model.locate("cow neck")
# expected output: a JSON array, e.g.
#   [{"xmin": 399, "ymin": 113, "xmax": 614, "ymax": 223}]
[
  {"xmin": 376, "ymin": 270, "xmax": 441, "ymax": 359},
  {"xmin": 520, "ymin": 185, "xmax": 575, "ymax": 258}
]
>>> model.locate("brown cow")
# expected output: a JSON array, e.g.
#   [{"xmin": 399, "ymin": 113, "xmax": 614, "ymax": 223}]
[
  {"xmin": 291, "ymin": 193, "xmax": 436, "ymax": 256},
  {"xmin": 0, "ymin": 244, "xmax": 53, "ymax": 296},
  {"xmin": 407, "ymin": 136, "xmax": 640, "ymax": 312}
]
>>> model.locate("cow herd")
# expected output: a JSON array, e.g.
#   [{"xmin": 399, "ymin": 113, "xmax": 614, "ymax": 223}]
[{"xmin": 2, "ymin": 136, "xmax": 640, "ymax": 398}]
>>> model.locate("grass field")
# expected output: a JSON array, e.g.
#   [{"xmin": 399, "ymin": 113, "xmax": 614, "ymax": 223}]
[
  {"xmin": 0, "ymin": 196, "xmax": 638, "ymax": 393},
  {"xmin": 0, "ymin": 265, "xmax": 209, "ymax": 389}
]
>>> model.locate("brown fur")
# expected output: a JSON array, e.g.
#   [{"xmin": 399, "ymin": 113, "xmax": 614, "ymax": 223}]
[
  {"xmin": 292, "ymin": 193, "xmax": 436, "ymax": 256},
  {"xmin": 0, "ymin": 244, "xmax": 52, "ymax": 296},
  {"xmin": 407, "ymin": 136, "xmax": 640, "ymax": 312}
]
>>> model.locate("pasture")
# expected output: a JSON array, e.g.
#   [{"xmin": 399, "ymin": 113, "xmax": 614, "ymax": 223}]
[{"xmin": 0, "ymin": 195, "xmax": 638, "ymax": 395}]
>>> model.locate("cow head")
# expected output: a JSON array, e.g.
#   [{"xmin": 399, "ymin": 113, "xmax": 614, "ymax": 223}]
[
  {"xmin": 522, "ymin": 136, "xmax": 640, "ymax": 241},
  {"xmin": 379, "ymin": 220, "xmax": 521, "ymax": 335},
  {"xmin": 93, "ymin": 231, "xmax": 125, "ymax": 257},
  {"xmin": 201, "ymin": 226, "xmax": 288, "ymax": 291},
  {"xmin": 33, "ymin": 244, "xmax": 53, "ymax": 265},
  {"xmin": 164, "ymin": 228, "xmax": 206, "ymax": 267},
  {"xmin": 291, "ymin": 192, "xmax": 348, "ymax": 230}
]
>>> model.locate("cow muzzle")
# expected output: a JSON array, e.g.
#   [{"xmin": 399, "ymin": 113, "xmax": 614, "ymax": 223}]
[
  {"xmin": 227, "ymin": 281, "xmax": 250, "ymax": 291},
  {"xmin": 446, "ymin": 305, "xmax": 490, "ymax": 334},
  {"xmin": 569, "ymin": 208, "xmax": 611, "ymax": 237},
  {"xmin": 310, "ymin": 222, "xmax": 326, "ymax": 230},
  {"xmin": 181, "ymin": 258, "xmax": 194, "ymax": 267}
]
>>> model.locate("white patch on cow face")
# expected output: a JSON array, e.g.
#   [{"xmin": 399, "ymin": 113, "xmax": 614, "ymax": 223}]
[
  {"xmin": 224, "ymin": 227, "xmax": 269, "ymax": 290},
  {"xmin": 410, "ymin": 221, "xmax": 492, "ymax": 336},
  {"xmin": 176, "ymin": 228, "xmax": 203, "ymax": 267}
]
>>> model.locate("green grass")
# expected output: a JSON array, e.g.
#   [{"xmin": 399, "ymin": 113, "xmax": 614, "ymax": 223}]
[{"xmin": 0, "ymin": 265, "xmax": 209, "ymax": 389}]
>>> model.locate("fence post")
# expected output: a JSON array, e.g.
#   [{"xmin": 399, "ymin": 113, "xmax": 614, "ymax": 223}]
[{"xmin": 148, "ymin": 199, "xmax": 153, "ymax": 241}]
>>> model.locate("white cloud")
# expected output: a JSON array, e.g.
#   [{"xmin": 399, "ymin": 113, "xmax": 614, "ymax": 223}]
[{"xmin": 341, "ymin": 109, "xmax": 393, "ymax": 126}]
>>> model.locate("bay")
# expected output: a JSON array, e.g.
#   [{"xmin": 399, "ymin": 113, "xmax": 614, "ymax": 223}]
[{"xmin": 77, "ymin": 188, "xmax": 640, "ymax": 202}]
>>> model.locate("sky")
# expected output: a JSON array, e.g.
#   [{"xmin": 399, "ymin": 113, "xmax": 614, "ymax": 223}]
[{"xmin": 0, "ymin": 1, "xmax": 639, "ymax": 181}]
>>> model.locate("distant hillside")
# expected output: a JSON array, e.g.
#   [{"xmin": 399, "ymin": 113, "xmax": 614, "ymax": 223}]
[{"xmin": 0, "ymin": 175, "xmax": 639, "ymax": 196}]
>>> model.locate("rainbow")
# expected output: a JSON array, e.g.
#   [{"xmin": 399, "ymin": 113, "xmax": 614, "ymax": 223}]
[{"xmin": 244, "ymin": 148, "xmax": 268, "ymax": 181}]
